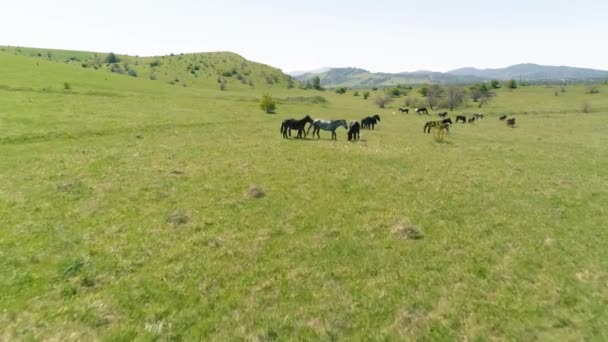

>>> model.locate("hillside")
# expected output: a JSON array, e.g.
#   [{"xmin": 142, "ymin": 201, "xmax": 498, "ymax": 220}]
[
  {"xmin": 1, "ymin": 46, "xmax": 297, "ymax": 91},
  {"xmin": 448, "ymin": 63, "xmax": 608, "ymax": 81},
  {"xmin": 295, "ymin": 64, "xmax": 608, "ymax": 88}
]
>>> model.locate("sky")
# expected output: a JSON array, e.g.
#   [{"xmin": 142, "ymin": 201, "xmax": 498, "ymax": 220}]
[{"xmin": 3, "ymin": 0, "xmax": 607, "ymax": 73}]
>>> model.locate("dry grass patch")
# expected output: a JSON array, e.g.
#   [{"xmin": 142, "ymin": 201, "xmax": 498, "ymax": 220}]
[
  {"xmin": 247, "ymin": 184, "xmax": 266, "ymax": 199},
  {"xmin": 391, "ymin": 220, "xmax": 423, "ymax": 240}
]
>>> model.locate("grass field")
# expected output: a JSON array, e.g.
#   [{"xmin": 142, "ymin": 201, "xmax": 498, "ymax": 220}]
[{"xmin": 1, "ymin": 48, "xmax": 608, "ymax": 340}]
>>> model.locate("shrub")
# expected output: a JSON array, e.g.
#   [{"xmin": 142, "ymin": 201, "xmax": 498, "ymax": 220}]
[
  {"xmin": 363, "ymin": 91, "xmax": 370, "ymax": 99},
  {"xmin": 128, "ymin": 69, "xmax": 137, "ymax": 77},
  {"xmin": 506, "ymin": 79, "xmax": 518, "ymax": 89},
  {"xmin": 149, "ymin": 73, "xmax": 157, "ymax": 80},
  {"xmin": 581, "ymin": 101, "xmax": 591, "ymax": 113},
  {"xmin": 335, "ymin": 87, "xmax": 347, "ymax": 95},
  {"xmin": 312, "ymin": 76, "xmax": 323, "ymax": 91},
  {"xmin": 63, "ymin": 82, "xmax": 71, "ymax": 90},
  {"xmin": 260, "ymin": 93, "xmax": 276, "ymax": 113},
  {"xmin": 490, "ymin": 80, "xmax": 501, "ymax": 89},
  {"xmin": 586, "ymin": 86, "xmax": 600, "ymax": 94},
  {"xmin": 374, "ymin": 94, "xmax": 393, "ymax": 108},
  {"xmin": 220, "ymin": 81, "xmax": 227, "ymax": 91},
  {"xmin": 353, "ymin": 91, "xmax": 359, "ymax": 96},
  {"xmin": 105, "ymin": 52, "xmax": 119, "ymax": 64}
]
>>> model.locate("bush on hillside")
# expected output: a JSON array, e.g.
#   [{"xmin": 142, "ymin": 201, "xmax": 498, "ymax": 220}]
[
  {"xmin": 335, "ymin": 87, "xmax": 347, "ymax": 95},
  {"xmin": 128, "ymin": 69, "xmax": 137, "ymax": 77},
  {"xmin": 363, "ymin": 91, "xmax": 370, "ymax": 99},
  {"xmin": 260, "ymin": 93, "xmax": 277, "ymax": 113},
  {"xmin": 374, "ymin": 94, "xmax": 393, "ymax": 108},
  {"xmin": 105, "ymin": 52, "xmax": 119, "ymax": 64},
  {"xmin": 506, "ymin": 79, "xmax": 518, "ymax": 89}
]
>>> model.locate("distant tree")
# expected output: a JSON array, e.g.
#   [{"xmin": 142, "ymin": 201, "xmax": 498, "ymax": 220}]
[
  {"xmin": 260, "ymin": 93, "xmax": 277, "ymax": 113},
  {"xmin": 469, "ymin": 83, "xmax": 489, "ymax": 102},
  {"xmin": 335, "ymin": 87, "xmax": 347, "ymax": 95},
  {"xmin": 305, "ymin": 80, "xmax": 313, "ymax": 90},
  {"xmin": 445, "ymin": 86, "xmax": 466, "ymax": 110},
  {"xmin": 389, "ymin": 87, "xmax": 402, "ymax": 97},
  {"xmin": 490, "ymin": 80, "xmax": 501, "ymax": 89},
  {"xmin": 312, "ymin": 76, "xmax": 323, "ymax": 91},
  {"xmin": 426, "ymin": 84, "xmax": 444, "ymax": 109},
  {"xmin": 105, "ymin": 52, "xmax": 119, "ymax": 64},
  {"xmin": 287, "ymin": 77, "xmax": 295, "ymax": 89},
  {"xmin": 363, "ymin": 91, "xmax": 370, "ymax": 99},
  {"xmin": 353, "ymin": 91, "xmax": 359, "ymax": 96},
  {"xmin": 220, "ymin": 81, "xmax": 227, "ymax": 91},
  {"xmin": 506, "ymin": 79, "xmax": 518, "ymax": 89},
  {"xmin": 374, "ymin": 94, "xmax": 394, "ymax": 108},
  {"xmin": 419, "ymin": 86, "xmax": 428, "ymax": 97},
  {"xmin": 127, "ymin": 69, "xmax": 137, "ymax": 77}
]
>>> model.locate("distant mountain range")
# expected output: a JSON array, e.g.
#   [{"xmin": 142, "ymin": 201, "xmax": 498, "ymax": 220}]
[{"xmin": 292, "ymin": 64, "xmax": 608, "ymax": 88}]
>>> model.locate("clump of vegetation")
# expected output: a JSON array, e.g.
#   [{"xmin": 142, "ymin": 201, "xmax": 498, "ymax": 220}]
[
  {"xmin": 374, "ymin": 94, "xmax": 393, "ymax": 108},
  {"xmin": 105, "ymin": 52, "xmax": 120, "ymax": 64},
  {"xmin": 167, "ymin": 211, "xmax": 189, "ymax": 226},
  {"xmin": 220, "ymin": 81, "xmax": 227, "ymax": 91},
  {"xmin": 363, "ymin": 91, "xmax": 370, "ymax": 99},
  {"xmin": 260, "ymin": 93, "xmax": 277, "ymax": 113},
  {"xmin": 63, "ymin": 82, "xmax": 71, "ymax": 90},
  {"xmin": 391, "ymin": 221, "xmax": 423, "ymax": 240},
  {"xmin": 432, "ymin": 124, "xmax": 449, "ymax": 142},
  {"xmin": 127, "ymin": 69, "xmax": 137, "ymax": 77},
  {"xmin": 490, "ymin": 80, "xmax": 501, "ymax": 89},
  {"xmin": 581, "ymin": 101, "xmax": 592, "ymax": 113},
  {"xmin": 445, "ymin": 86, "xmax": 466, "ymax": 110},
  {"xmin": 312, "ymin": 76, "xmax": 323, "ymax": 91},
  {"xmin": 506, "ymin": 79, "xmax": 518, "ymax": 89},
  {"xmin": 335, "ymin": 87, "xmax": 347, "ymax": 95},
  {"xmin": 353, "ymin": 91, "xmax": 359, "ymax": 96},
  {"xmin": 469, "ymin": 83, "xmax": 494, "ymax": 107},
  {"xmin": 586, "ymin": 86, "xmax": 600, "ymax": 94},
  {"xmin": 247, "ymin": 185, "xmax": 266, "ymax": 199}
]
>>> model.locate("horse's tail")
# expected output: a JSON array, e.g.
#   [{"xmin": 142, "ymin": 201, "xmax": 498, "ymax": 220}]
[{"xmin": 280, "ymin": 122, "xmax": 285, "ymax": 134}]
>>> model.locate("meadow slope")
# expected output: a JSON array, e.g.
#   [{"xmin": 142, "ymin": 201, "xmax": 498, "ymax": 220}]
[{"xmin": 1, "ymin": 50, "xmax": 608, "ymax": 340}]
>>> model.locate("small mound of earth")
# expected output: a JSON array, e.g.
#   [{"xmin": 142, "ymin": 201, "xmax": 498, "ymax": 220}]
[
  {"xmin": 391, "ymin": 221, "xmax": 423, "ymax": 240},
  {"xmin": 167, "ymin": 212, "xmax": 189, "ymax": 226},
  {"xmin": 247, "ymin": 185, "xmax": 265, "ymax": 199}
]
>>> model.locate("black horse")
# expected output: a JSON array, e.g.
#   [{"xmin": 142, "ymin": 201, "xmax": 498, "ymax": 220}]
[
  {"xmin": 506, "ymin": 118, "xmax": 516, "ymax": 127},
  {"xmin": 361, "ymin": 114, "xmax": 381, "ymax": 129},
  {"xmin": 455, "ymin": 115, "xmax": 467, "ymax": 123},
  {"xmin": 468, "ymin": 116, "xmax": 476, "ymax": 123},
  {"xmin": 415, "ymin": 107, "xmax": 429, "ymax": 115},
  {"xmin": 348, "ymin": 121, "xmax": 360, "ymax": 141},
  {"xmin": 424, "ymin": 118, "xmax": 453, "ymax": 133},
  {"xmin": 398, "ymin": 107, "xmax": 409, "ymax": 114},
  {"xmin": 499, "ymin": 115, "xmax": 507, "ymax": 121},
  {"xmin": 281, "ymin": 115, "xmax": 314, "ymax": 139},
  {"xmin": 438, "ymin": 112, "xmax": 448, "ymax": 118}
]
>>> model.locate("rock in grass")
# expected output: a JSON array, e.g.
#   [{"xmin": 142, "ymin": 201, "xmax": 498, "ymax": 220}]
[
  {"xmin": 391, "ymin": 221, "xmax": 423, "ymax": 240},
  {"xmin": 247, "ymin": 185, "xmax": 265, "ymax": 199}
]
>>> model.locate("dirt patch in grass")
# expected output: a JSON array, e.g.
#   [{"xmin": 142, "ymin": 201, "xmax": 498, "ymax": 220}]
[
  {"xmin": 247, "ymin": 185, "xmax": 265, "ymax": 199},
  {"xmin": 391, "ymin": 220, "xmax": 423, "ymax": 240},
  {"xmin": 167, "ymin": 211, "xmax": 189, "ymax": 226}
]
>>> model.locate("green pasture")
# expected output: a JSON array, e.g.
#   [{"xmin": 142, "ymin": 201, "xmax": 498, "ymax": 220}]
[{"xmin": 1, "ymin": 49, "xmax": 607, "ymax": 340}]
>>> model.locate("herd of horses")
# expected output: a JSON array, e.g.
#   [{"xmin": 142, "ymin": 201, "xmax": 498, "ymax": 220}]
[
  {"xmin": 280, "ymin": 109, "xmax": 516, "ymax": 141},
  {"xmin": 280, "ymin": 114, "xmax": 379, "ymax": 141}
]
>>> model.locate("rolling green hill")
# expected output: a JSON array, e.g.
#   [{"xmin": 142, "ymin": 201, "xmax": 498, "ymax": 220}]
[
  {"xmin": 1, "ymin": 46, "xmax": 297, "ymax": 91},
  {"xmin": 1, "ymin": 48, "xmax": 608, "ymax": 340}
]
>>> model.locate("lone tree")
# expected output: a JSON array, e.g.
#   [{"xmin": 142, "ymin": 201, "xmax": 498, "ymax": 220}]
[
  {"xmin": 312, "ymin": 76, "xmax": 324, "ymax": 91},
  {"xmin": 445, "ymin": 86, "xmax": 466, "ymax": 110},
  {"xmin": 506, "ymin": 79, "xmax": 518, "ymax": 89},
  {"xmin": 363, "ymin": 91, "xmax": 370, "ymax": 99},
  {"xmin": 259, "ymin": 93, "xmax": 277, "ymax": 113},
  {"xmin": 374, "ymin": 93, "xmax": 394, "ymax": 108},
  {"xmin": 470, "ymin": 83, "xmax": 494, "ymax": 107},
  {"xmin": 490, "ymin": 80, "xmax": 501, "ymax": 89},
  {"xmin": 105, "ymin": 52, "xmax": 119, "ymax": 64},
  {"xmin": 335, "ymin": 87, "xmax": 347, "ymax": 95},
  {"xmin": 426, "ymin": 84, "xmax": 444, "ymax": 109}
]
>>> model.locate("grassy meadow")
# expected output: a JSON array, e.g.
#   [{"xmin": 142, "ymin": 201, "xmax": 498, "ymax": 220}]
[{"xmin": 1, "ymin": 48, "xmax": 608, "ymax": 340}]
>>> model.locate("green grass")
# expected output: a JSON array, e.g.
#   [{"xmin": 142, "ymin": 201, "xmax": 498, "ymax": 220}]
[{"xmin": 1, "ymin": 49, "xmax": 608, "ymax": 340}]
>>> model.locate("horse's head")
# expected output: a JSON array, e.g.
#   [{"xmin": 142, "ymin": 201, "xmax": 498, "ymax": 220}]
[
  {"xmin": 374, "ymin": 115, "xmax": 381, "ymax": 121},
  {"xmin": 340, "ymin": 120, "xmax": 348, "ymax": 129}
]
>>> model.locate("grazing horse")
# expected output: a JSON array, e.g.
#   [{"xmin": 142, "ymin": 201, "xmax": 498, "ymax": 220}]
[
  {"xmin": 455, "ymin": 115, "xmax": 467, "ymax": 123},
  {"xmin": 468, "ymin": 116, "xmax": 476, "ymax": 123},
  {"xmin": 361, "ymin": 114, "xmax": 381, "ymax": 129},
  {"xmin": 281, "ymin": 115, "xmax": 313, "ymax": 139},
  {"xmin": 506, "ymin": 118, "xmax": 516, "ymax": 127},
  {"xmin": 415, "ymin": 107, "xmax": 429, "ymax": 115},
  {"xmin": 309, "ymin": 119, "xmax": 348, "ymax": 140},
  {"xmin": 438, "ymin": 112, "xmax": 448, "ymax": 118},
  {"xmin": 473, "ymin": 113, "xmax": 484, "ymax": 120},
  {"xmin": 424, "ymin": 118, "xmax": 453, "ymax": 133},
  {"xmin": 348, "ymin": 121, "xmax": 360, "ymax": 141},
  {"xmin": 398, "ymin": 107, "xmax": 409, "ymax": 114},
  {"xmin": 499, "ymin": 115, "xmax": 507, "ymax": 121}
]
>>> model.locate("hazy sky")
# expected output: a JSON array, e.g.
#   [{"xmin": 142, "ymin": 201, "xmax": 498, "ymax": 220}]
[{"xmin": 3, "ymin": 0, "xmax": 607, "ymax": 73}]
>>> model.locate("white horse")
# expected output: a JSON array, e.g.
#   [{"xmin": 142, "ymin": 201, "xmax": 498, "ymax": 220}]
[{"xmin": 308, "ymin": 119, "xmax": 348, "ymax": 140}]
